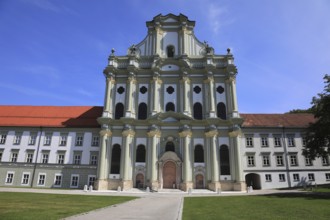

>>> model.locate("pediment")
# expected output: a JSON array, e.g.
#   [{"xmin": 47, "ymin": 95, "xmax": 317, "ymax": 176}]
[
  {"xmin": 159, "ymin": 151, "xmax": 182, "ymax": 162},
  {"xmin": 161, "ymin": 64, "xmax": 179, "ymax": 71}
]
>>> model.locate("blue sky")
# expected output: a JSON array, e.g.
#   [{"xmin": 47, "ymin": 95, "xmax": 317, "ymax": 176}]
[{"xmin": 1, "ymin": 0, "xmax": 329, "ymax": 113}]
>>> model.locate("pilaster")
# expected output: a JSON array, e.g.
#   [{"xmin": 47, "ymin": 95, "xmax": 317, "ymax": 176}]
[
  {"xmin": 205, "ymin": 127, "xmax": 221, "ymax": 191},
  {"xmin": 96, "ymin": 128, "xmax": 112, "ymax": 190},
  {"xmin": 226, "ymin": 75, "xmax": 239, "ymax": 118},
  {"xmin": 229, "ymin": 127, "xmax": 245, "ymax": 189},
  {"xmin": 204, "ymin": 71, "xmax": 216, "ymax": 118},
  {"xmin": 150, "ymin": 72, "xmax": 162, "ymax": 115},
  {"xmin": 103, "ymin": 74, "xmax": 116, "ymax": 118},
  {"xmin": 147, "ymin": 126, "xmax": 161, "ymax": 190},
  {"xmin": 179, "ymin": 126, "xmax": 193, "ymax": 191},
  {"xmin": 125, "ymin": 72, "xmax": 137, "ymax": 118},
  {"xmin": 180, "ymin": 72, "xmax": 191, "ymax": 116},
  {"xmin": 120, "ymin": 127, "xmax": 135, "ymax": 190}
]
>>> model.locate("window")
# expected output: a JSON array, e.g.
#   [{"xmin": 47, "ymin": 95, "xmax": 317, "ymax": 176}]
[
  {"xmin": 5, "ymin": 172, "xmax": 14, "ymax": 184},
  {"xmin": 247, "ymin": 155, "xmax": 255, "ymax": 167},
  {"xmin": 166, "ymin": 86, "xmax": 175, "ymax": 94},
  {"xmin": 73, "ymin": 154, "xmax": 81, "ymax": 165},
  {"xmin": 138, "ymin": 103, "xmax": 148, "ymax": 120},
  {"xmin": 322, "ymin": 157, "xmax": 329, "ymax": 166},
  {"xmin": 26, "ymin": 153, "xmax": 34, "ymax": 163},
  {"xmin": 44, "ymin": 133, "xmax": 52, "ymax": 145},
  {"xmin": 140, "ymin": 86, "xmax": 147, "ymax": 94},
  {"xmin": 91, "ymin": 135, "xmax": 99, "ymax": 146},
  {"xmin": 42, "ymin": 153, "xmax": 49, "ymax": 164},
  {"xmin": 11, "ymin": 152, "xmax": 18, "ymax": 162},
  {"xmin": 54, "ymin": 174, "xmax": 62, "ymax": 187},
  {"xmin": 274, "ymin": 136, "xmax": 281, "ymax": 147},
  {"xmin": 193, "ymin": 103, "xmax": 203, "ymax": 120},
  {"xmin": 326, "ymin": 173, "xmax": 330, "ymax": 181},
  {"xmin": 57, "ymin": 153, "xmax": 65, "ymax": 164},
  {"xmin": 305, "ymin": 157, "xmax": 313, "ymax": 166},
  {"xmin": 166, "ymin": 45, "xmax": 174, "ymax": 57},
  {"xmin": 136, "ymin": 145, "xmax": 146, "ymax": 163},
  {"xmin": 194, "ymin": 145, "xmax": 204, "ymax": 163},
  {"xmin": 265, "ymin": 174, "xmax": 272, "ymax": 182},
  {"xmin": 21, "ymin": 173, "xmax": 30, "ymax": 185},
  {"xmin": 308, "ymin": 173, "xmax": 315, "ymax": 181},
  {"xmin": 165, "ymin": 141, "xmax": 175, "ymax": 152},
  {"xmin": 290, "ymin": 155, "xmax": 298, "ymax": 166},
  {"xmin": 279, "ymin": 174, "xmax": 286, "ymax": 182},
  {"xmin": 110, "ymin": 144, "xmax": 121, "ymax": 174},
  {"xmin": 302, "ymin": 137, "xmax": 307, "ymax": 147},
  {"xmin": 276, "ymin": 155, "xmax": 284, "ymax": 166},
  {"xmin": 38, "ymin": 174, "xmax": 46, "ymax": 186},
  {"xmin": 287, "ymin": 136, "xmax": 295, "ymax": 147},
  {"xmin": 193, "ymin": 86, "xmax": 201, "ymax": 94},
  {"xmin": 70, "ymin": 175, "xmax": 79, "ymax": 188},
  {"xmin": 293, "ymin": 174, "xmax": 300, "ymax": 182},
  {"xmin": 217, "ymin": 102, "xmax": 226, "ymax": 120},
  {"xmin": 216, "ymin": 86, "xmax": 224, "ymax": 94},
  {"xmin": 13, "ymin": 132, "xmax": 22, "ymax": 145},
  {"xmin": 0, "ymin": 151, "xmax": 2, "ymax": 161},
  {"xmin": 0, "ymin": 133, "xmax": 7, "ymax": 144},
  {"xmin": 262, "ymin": 155, "xmax": 270, "ymax": 166},
  {"xmin": 115, "ymin": 103, "xmax": 124, "ymax": 119},
  {"xmin": 90, "ymin": 155, "xmax": 98, "ymax": 165},
  {"xmin": 117, "ymin": 86, "xmax": 125, "ymax": 94},
  {"xmin": 59, "ymin": 133, "xmax": 67, "ymax": 146},
  {"xmin": 165, "ymin": 102, "xmax": 175, "ymax": 112},
  {"xmin": 261, "ymin": 136, "xmax": 268, "ymax": 147},
  {"xmin": 88, "ymin": 175, "xmax": 96, "ymax": 187},
  {"xmin": 220, "ymin": 145, "xmax": 230, "ymax": 175},
  {"xmin": 28, "ymin": 133, "xmax": 37, "ymax": 145},
  {"xmin": 245, "ymin": 136, "xmax": 253, "ymax": 147},
  {"xmin": 75, "ymin": 133, "xmax": 83, "ymax": 146}
]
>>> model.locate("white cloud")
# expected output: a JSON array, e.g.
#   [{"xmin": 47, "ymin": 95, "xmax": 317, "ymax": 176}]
[
  {"xmin": 206, "ymin": 3, "xmax": 234, "ymax": 35},
  {"xmin": 76, "ymin": 89, "xmax": 93, "ymax": 98},
  {"xmin": 24, "ymin": 0, "xmax": 78, "ymax": 15}
]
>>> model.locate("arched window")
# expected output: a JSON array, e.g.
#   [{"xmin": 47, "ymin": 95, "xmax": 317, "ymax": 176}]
[
  {"xmin": 165, "ymin": 141, "xmax": 175, "ymax": 152},
  {"xmin": 110, "ymin": 144, "xmax": 121, "ymax": 174},
  {"xmin": 167, "ymin": 45, "xmax": 175, "ymax": 58},
  {"xmin": 194, "ymin": 145, "xmax": 204, "ymax": 162},
  {"xmin": 220, "ymin": 145, "xmax": 230, "ymax": 175},
  {"xmin": 138, "ymin": 103, "xmax": 147, "ymax": 120},
  {"xmin": 165, "ymin": 102, "xmax": 175, "ymax": 112},
  {"xmin": 193, "ymin": 102, "xmax": 203, "ymax": 120},
  {"xmin": 115, "ymin": 103, "xmax": 124, "ymax": 119},
  {"xmin": 136, "ymin": 145, "xmax": 146, "ymax": 162},
  {"xmin": 217, "ymin": 102, "xmax": 226, "ymax": 120}
]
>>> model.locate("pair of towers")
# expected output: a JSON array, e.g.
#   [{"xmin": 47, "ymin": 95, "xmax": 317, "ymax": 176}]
[{"xmin": 96, "ymin": 14, "xmax": 245, "ymax": 191}]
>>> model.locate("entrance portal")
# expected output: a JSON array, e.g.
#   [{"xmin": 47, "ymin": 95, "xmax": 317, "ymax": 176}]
[
  {"xmin": 135, "ymin": 173, "xmax": 144, "ymax": 188},
  {"xmin": 195, "ymin": 174, "xmax": 204, "ymax": 189},
  {"xmin": 163, "ymin": 161, "xmax": 176, "ymax": 188},
  {"xmin": 245, "ymin": 173, "xmax": 261, "ymax": 189}
]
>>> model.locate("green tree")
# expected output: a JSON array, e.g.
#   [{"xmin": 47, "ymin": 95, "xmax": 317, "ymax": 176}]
[{"xmin": 303, "ymin": 74, "xmax": 330, "ymax": 159}]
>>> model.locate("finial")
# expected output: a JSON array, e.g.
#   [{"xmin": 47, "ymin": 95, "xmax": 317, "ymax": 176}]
[
  {"xmin": 111, "ymin": 48, "xmax": 115, "ymax": 55},
  {"xmin": 227, "ymin": 48, "xmax": 231, "ymax": 54}
]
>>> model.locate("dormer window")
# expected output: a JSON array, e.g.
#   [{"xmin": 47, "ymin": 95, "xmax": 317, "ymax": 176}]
[{"xmin": 167, "ymin": 45, "xmax": 175, "ymax": 58}]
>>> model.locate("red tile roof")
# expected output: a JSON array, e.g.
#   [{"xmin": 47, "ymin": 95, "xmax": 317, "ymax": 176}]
[
  {"xmin": 240, "ymin": 113, "xmax": 315, "ymax": 128},
  {"xmin": 0, "ymin": 106, "xmax": 103, "ymax": 128}
]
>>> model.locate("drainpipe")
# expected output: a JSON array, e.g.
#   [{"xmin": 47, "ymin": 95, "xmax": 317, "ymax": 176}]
[
  {"xmin": 31, "ymin": 126, "xmax": 42, "ymax": 188},
  {"xmin": 281, "ymin": 126, "xmax": 292, "ymax": 188}
]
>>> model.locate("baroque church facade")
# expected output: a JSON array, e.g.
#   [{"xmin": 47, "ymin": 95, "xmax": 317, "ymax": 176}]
[{"xmin": 0, "ymin": 14, "xmax": 329, "ymax": 191}]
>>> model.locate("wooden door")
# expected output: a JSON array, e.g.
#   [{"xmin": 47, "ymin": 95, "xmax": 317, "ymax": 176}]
[
  {"xmin": 195, "ymin": 174, "xmax": 204, "ymax": 189},
  {"xmin": 163, "ymin": 161, "xmax": 176, "ymax": 188}
]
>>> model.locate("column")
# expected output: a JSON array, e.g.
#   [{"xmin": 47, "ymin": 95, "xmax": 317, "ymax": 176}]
[
  {"xmin": 150, "ymin": 72, "xmax": 162, "ymax": 115},
  {"xmin": 229, "ymin": 127, "xmax": 245, "ymax": 191},
  {"xmin": 96, "ymin": 128, "xmax": 112, "ymax": 190},
  {"xmin": 226, "ymin": 76, "xmax": 239, "ymax": 118},
  {"xmin": 180, "ymin": 72, "xmax": 191, "ymax": 116},
  {"xmin": 147, "ymin": 126, "xmax": 161, "ymax": 190},
  {"xmin": 103, "ymin": 74, "xmax": 115, "ymax": 118},
  {"xmin": 204, "ymin": 72, "xmax": 216, "ymax": 118},
  {"xmin": 121, "ymin": 127, "xmax": 135, "ymax": 190},
  {"xmin": 125, "ymin": 72, "xmax": 137, "ymax": 118},
  {"xmin": 179, "ymin": 127, "xmax": 193, "ymax": 191},
  {"xmin": 205, "ymin": 127, "xmax": 221, "ymax": 191}
]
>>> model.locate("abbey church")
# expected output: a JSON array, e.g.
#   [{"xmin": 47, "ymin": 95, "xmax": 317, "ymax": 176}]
[{"xmin": 0, "ymin": 14, "xmax": 329, "ymax": 191}]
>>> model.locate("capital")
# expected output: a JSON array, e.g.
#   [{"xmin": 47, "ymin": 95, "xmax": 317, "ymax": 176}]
[
  {"xmin": 205, "ymin": 130, "xmax": 218, "ymax": 138},
  {"xmin": 179, "ymin": 130, "xmax": 192, "ymax": 138},
  {"xmin": 99, "ymin": 129, "xmax": 112, "ymax": 137},
  {"xmin": 122, "ymin": 129, "xmax": 135, "ymax": 137}
]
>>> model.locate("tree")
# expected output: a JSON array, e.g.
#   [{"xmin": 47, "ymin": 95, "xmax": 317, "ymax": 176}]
[{"xmin": 303, "ymin": 74, "xmax": 330, "ymax": 160}]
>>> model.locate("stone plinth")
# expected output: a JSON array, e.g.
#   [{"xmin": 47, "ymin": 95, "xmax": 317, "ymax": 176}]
[
  {"xmin": 234, "ymin": 181, "xmax": 246, "ymax": 191},
  {"xmin": 120, "ymin": 180, "xmax": 133, "ymax": 190},
  {"xmin": 150, "ymin": 181, "xmax": 159, "ymax": 191},
  {"xmin": 181, "ymin": 182, "xmax": 193, "ymax": 192},
  {"xmin": 96, "ymin": 179, "xmax": 108, "ymax": 190},
  {"xmin": 208, "ymin": 181, "xmax": 221, "ymax": 192}
]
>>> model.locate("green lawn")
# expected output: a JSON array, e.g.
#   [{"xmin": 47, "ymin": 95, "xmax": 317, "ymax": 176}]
[
  {"xmin": 0, "ymin": 192, "xmax": 137, "ymax": 220},
  {"xmin": 183, "ymin": 193, "xmax": 330, "ymax": 220}
]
